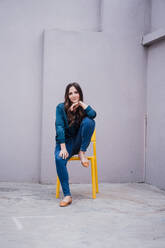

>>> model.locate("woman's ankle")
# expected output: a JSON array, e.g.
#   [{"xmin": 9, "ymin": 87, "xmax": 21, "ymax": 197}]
[
  {"xmin": 79, "ymin": 150, "xmax": 86, "ymax": 155},
  {"xmin": 64, "ymin": 195, "xmax": 72, "ymax": 198},
  {"xmin": 78, "ymin": 151, "xmax": 86, "ymax": 158}
]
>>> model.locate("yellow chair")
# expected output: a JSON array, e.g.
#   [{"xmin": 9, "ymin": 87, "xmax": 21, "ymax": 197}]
[{"xmin": 56, "ymin": 129, "xmax": 99, "ymax": 199}]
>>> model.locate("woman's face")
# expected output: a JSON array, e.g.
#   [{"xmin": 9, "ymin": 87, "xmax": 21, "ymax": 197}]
[{"xmin": 68, "ymin": 86, "xmax": 80, "ymax": 103}]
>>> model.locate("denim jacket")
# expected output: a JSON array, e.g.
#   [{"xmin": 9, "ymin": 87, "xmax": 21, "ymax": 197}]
[{"xmin": 55, "ymin": 103, "xmax": 96, "ymax": 144}]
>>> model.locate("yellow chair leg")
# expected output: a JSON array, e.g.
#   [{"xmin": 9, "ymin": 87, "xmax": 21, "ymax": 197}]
[
  {"xmin": 95, "ymin": 159, "xmax": 99, "ymax": 193},
  {"xmin": 91, "ymin": 158, "xmax": 96, "ymax": 199},
  {"xmin": 56, "ymin": 176, "xmax": 60, "ymax": 198}
]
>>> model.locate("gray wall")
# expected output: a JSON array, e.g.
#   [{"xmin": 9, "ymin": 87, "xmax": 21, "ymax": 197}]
[
  {"xmin": 0, "ymin": 0, "xmax": 153, "ymax": 184},
  {"xmin": 100, "ymin": 0, "xmax": 150, "ymax": 183},
  {"xmin": 145, "ymin": 0, "xmax": 165, "ymax": 189},
  {"xmin": 41, "ymin": 0, "xmax": 150, "ymax": 184}
]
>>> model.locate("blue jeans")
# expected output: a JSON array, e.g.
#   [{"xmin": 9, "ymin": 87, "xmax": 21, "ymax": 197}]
[{"xmin": 54, "ymin": 117, "xmax": 95, "ymax": 197}]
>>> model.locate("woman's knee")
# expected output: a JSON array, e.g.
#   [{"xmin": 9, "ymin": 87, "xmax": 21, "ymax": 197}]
[{"xmin": 82, "ymin": 117, "xmax": 95, "ymax": 128}]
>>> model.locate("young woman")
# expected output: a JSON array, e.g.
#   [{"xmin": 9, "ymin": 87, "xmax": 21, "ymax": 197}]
[{"xmin": 54, "ymin": 82, "xmax": 96, "ymax": 207}]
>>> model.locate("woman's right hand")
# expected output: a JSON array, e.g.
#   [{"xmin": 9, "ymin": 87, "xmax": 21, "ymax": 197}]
[
  {"xmin": 70, "ymin": 102, "xmax": 79, "ymax": 112},
  {"xmin": 59, "ymin": 148, "xmax": 69, "ymax": 159}
]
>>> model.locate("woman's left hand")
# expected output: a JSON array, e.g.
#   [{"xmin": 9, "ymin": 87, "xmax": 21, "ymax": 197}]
[{"xmin": 79, "ymin": 101, "xmax": 88, "ymax": 110}]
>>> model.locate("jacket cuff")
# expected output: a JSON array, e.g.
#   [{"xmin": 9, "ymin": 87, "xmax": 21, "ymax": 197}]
[
  {"xmin": 58, "ymin": 139, "xmax": 65, "ymax": 144},
  {"xmin": 84, "ymin": 105, "xmax": 91, "ymax": 114}
]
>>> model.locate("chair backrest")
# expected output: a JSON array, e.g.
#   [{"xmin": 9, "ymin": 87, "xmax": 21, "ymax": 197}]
[
  {"xmin": 91, "ymin": 129, "xmax": 96, "ymax": 158},
  {"xmin": 91, "ymin": 129, "xmax": 96, "ymax": 142}
]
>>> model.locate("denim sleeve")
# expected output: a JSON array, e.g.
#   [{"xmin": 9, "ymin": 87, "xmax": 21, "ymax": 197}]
[
  {"xmin": 55, "ymin": 105, "xmax": 65, "ymax": 143},
  {"xmin": 84, "ymin": 105, "xmax": 97, "ymax": 119}
]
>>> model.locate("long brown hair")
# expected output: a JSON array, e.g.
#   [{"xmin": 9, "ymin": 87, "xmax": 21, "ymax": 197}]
[{"xmin": 64, "ymin": 82, "xmax": 85, "ymax": 127}]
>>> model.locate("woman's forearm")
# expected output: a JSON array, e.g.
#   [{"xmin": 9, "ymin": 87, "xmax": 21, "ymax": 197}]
[{"xmin": 60, "ymin": 143, "xmax": 66, "ymax": 150}]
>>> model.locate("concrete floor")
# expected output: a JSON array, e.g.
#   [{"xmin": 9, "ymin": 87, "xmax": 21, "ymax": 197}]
[{"xmin": 0, "ymin": 182, "xmax": 165, "ymax": 248}]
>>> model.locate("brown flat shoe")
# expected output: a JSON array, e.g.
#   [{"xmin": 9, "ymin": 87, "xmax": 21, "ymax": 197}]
[
  {"xmin": 81, "ymin": 161, "xmax": 89, "ymax": 168},
  {"xmin": 59, "ymin": 196, "xmax": 72, "ymax": 207},
  {"xmin": 78, "ymin": 152, "xmax": 89, "ymax": 168}
]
